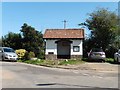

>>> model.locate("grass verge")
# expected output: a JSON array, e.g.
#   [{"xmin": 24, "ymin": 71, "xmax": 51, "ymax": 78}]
[{"xmin": 17, "ymin": 59, "xmax": 85, "ymax": 67}]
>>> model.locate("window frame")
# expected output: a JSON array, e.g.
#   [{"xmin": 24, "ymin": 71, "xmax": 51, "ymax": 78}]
[{"xmin": 73, "ymin": 46, "xmax": 80, "ymax": 52}]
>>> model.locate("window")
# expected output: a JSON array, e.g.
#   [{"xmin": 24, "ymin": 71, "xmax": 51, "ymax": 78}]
[
  {"xmin": 48, "ymin": 52, "xmax": 54, "ymax": 54},
  {"xmin": 92, "ymin": 48, "xmax": 103, "ymax": 52},
  {"xmin": 3, "ymin": 48, "xmax": 15, "ymax": 52},
  {"xmin": 73, "ymin": 46, "xmax": 80, "ymax": 52}
]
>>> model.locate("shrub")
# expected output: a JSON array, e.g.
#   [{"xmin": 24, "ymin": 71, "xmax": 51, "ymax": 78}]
[
  {"xmin": 37, "ymin": 51, "xmax": 45, "ymax": 59},
  {"xmin": 15, "ymin": 49, "xmax": 27, "ymax": 60},
  {"xmin": 105, "ymin": 58, "xmax": 114, "ymax": 63},
  {"xmin": 28, "ymin": 51, "xmax": 35, "ymax": 59},
  {"xmin": 23, "ymin": 51, "xmax": 29, "ymax": 60},
  {"xmin": 105, "ymin": 46, "xmax": 118, "ymax": 58}
]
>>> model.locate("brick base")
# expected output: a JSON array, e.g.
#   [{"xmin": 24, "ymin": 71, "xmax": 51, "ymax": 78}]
[
  {"xmin": 45, "ymin": 55, "xmax": 57, "ymax": 60},
  {"xmin": 45, "ymin": 54, "xmax": 82, "ymax": 60},
  {"xmin": 71, "ymin": 55, "xmax": 83, "ymax": 60}
]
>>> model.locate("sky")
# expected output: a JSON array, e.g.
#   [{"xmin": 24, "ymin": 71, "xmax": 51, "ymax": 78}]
[{"xmin": 1, "ymin": 2, "xmax": 118, "ymax": 37}]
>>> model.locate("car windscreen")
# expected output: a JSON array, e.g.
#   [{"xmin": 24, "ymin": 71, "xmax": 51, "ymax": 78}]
[
  {"xmin": 92, "ymin": 48, "xmax": 103, "ymax": 52},
  {"xmin": 3, "ymin": 48, "xmax": 15, "ymax": 53}
]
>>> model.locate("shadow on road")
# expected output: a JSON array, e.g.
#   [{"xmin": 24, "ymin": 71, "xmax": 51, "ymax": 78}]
[
  {"xmin": 36, "ymin": 83, "xmax": 92, "ymax": 88},
  {"xmin": 2, "ymin": 88, "xmax": 119, "ymax": 90},
  {"xmin": 36, "ymin": 83, "xmax": 119, "ymax": 90},
  {"xmin": 36, "ymin": 83, "xmax": 56, "ymax": 86}
]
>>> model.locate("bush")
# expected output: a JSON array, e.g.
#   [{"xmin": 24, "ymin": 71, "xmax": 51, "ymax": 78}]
[
  {"xmin": 23, "ymin": 51, "xmax": 29, "ymax": 60},
  {"xmin": 37, "ymin": 51, "xmax": 45, "ymax": 59},
  {"xmin": 105, "ymin": 46, "xmax": 118, "ymax": 58},
  {"xmin": 28, "ymin": 51, "xmax": 35, "ymax": 59},
  {"xmin": 105, "ymin": 58, "xmax": 114, "ymax": 63},
  {"xmin": 15, "ymin": 49, "xmax": 27, "ymax": 60}
]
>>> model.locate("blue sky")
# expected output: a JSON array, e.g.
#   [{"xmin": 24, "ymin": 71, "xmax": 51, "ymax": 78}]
[{"xmin": 2, "ymin": 2, "xmax": 118, "ymax": 37}]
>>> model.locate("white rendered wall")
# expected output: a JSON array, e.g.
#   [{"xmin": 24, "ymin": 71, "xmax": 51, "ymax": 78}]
[
  {"xmin": 45, "ymin": 39, "xmax": 83, "ymax": 56},
  {"xmin": 45, "ymin": 40, "xmax": 57, "ymax": 55},
  {"xmin": 71, "ymin": 40, "xmax": 83, "ymax": 55}
]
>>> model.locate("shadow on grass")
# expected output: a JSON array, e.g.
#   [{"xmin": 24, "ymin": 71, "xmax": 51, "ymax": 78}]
[
  {"xmin": 106, "ymin": 61, "xmax": 120, "ymax": 65},
  {"xmin": 82, "ymin": 58, "xmax": 120, "ymax": 65},
  {"xmin": 82, "ymin": 58, "xmax": 104, "ymax": 63},
  {"xmin": 2, "ymin": 88, "xmax": 119, "ymax": 90}
]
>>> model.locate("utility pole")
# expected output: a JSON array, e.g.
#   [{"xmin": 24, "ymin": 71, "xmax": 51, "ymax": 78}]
[{"xmin": 62, "ymin": 20, "xmax": 67, "ymax": 29}]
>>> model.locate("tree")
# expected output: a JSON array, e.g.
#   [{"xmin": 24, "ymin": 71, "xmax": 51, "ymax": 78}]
[
  {"xmin": 79, "ymin": 8, "xmax": 119, "ymax": 51},
  {"xmin": 112, "ymin": 26, "xmax": 120, "ymax": 49},
  {"xmin": 20, "ymin": 23, "xmax": 44, "ymax": 58},
  {"xmin": 2, "ymin": 32, "xmax": 22, "ymax": 50},
  {"xmin": 0, "ymin": 38, "xmax": 2, "ymax": 46}
]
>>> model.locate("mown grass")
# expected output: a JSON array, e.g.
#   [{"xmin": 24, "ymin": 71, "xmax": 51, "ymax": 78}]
[
  {"xmin": 105, "ymin": 58, "xmax": 114, "ymax": 63},
  {"xmin": 17, "ymin": 58, "xmax": 117, "ymax": 67},
  {"xmin": 58, "ymin": 60, "xmax": 85, "ymax": 65},
  {"xmin": 17, "ymin": 59, "xmax": 85, "ymax": 66},
  {"xmin": 82, "ymin": 58, "xmax": 115, "ymax": 63}
]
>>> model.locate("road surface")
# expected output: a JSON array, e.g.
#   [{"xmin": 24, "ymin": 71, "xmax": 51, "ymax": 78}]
[{"xmin": 0, "ymin": 61, "xmax": 119, "ymax": 89}]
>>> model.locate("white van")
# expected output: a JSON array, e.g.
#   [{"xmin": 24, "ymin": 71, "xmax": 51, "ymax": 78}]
[{"xmin": 0, "ymin": 47, "xmax": 18, "ymax": 61}]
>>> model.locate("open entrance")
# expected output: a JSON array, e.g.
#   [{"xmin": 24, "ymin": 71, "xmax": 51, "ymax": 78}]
[{"xmin": 56, "ymin": 40, "xmax": 72, "ymax": 59}]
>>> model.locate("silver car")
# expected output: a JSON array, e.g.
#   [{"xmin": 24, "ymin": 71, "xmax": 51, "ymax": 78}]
[
  {"xmin": 88, "ymin": 48, "xmax": 106, "ymax": 61},
  {"xmin": 0, "ymin": 47, "xmax": 18, "ymax": 61},
  {"xmin": 114, "ymin": 49, "xmax": 120, "ymax": 63}
]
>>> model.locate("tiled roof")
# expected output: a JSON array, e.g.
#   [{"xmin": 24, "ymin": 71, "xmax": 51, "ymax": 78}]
[{"xmin": 43, "ymin": 29, "xmax": 84, "ymax": 39}]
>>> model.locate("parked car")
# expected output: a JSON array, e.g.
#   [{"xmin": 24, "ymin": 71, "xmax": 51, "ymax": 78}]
[
  {"xmin": 0, "ymin": 47, "xmax": 18, "ymax": 61},
  {"xmin": 114, "ymin": 49, "xmax": 120, "ymax": 63},
  {"xmin": 88, "ymin": 48, "xmax": 106, "ymax": 61}
]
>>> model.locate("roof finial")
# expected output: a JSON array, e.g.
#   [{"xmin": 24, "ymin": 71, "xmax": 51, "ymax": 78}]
[{"xmin": 62, "ymin": 20, "xmax": 67, "ymax": 29}]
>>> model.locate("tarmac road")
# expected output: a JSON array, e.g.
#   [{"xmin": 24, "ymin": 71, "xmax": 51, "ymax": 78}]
[{"xmin": 0, "ymin": 61, "xmax": 119, "ymax": 89}]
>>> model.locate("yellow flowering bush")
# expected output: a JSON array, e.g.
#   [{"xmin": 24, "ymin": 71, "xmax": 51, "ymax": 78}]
[{"xmin": 15, "ymin": 49, "xmax": 27, "ymax": 59}]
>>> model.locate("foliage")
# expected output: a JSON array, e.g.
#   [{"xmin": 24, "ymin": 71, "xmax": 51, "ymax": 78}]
[
  {"xmin": 82, "ymin": 58, "xmax": 115, "ymax": 63},
  {"xmin": 28, "ymin": 51, "xmax": 35, "ymax": 59},
  {"xmin": 105, "ymin": 58, "xmax": 114, "ymax": 63},
  {"xmin": 0, "ymin": 38, "xmax": 2, "ymax": 46},
  {"xmin": 20, "ymin": 23, "xmax": 44, "ymax": 57},
  {"xmin": 24, "ymin": 59, "xmax": 44, "ymax": 65},
  {"xmin": 105, "ymin": 46, "xmax": 118, "ymax": 58},
  {"xmin": 37, "ymin": 47, "xmax": 45, "ymax": 59},
  {"xmin": 79, "ymin": 8, "xmax": 119, "ymax": 58},
  {"xmin": 2, "ymin": 23, "xmax": 45, "ymax": 58},
  {"xmin": 2, "ymin": 32, "xmax": 22, "ymax": 50},
  {"xmin": 17, "ymin": 59, "xmax": 23, "ymax": 62},
  {"xmin": 58, "ymin": 60, "xmax": 84, "ymax": 65},
  {"xmin": 15, "ymin": 49, "xmax": 27, "ymax": 59},
  {"xmin": 17, "ymin": 59, "xmax": 44, "ymax": 65},
  {"xmin": 17, "ymin": 59, "xmax": 85, "ymax": 67}
]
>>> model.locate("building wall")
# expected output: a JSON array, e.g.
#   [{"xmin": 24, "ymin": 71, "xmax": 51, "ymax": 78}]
[
  {"xmin": 71, "ymin": 40, "xmax": 83, "ymax": 55},
  {"xmin": 45, "ymin": 40, "xmax": 57, "ymax": 55},
  {"xmin": 45, "ymin": 39, "xmax": 83, "ymax": 60}
]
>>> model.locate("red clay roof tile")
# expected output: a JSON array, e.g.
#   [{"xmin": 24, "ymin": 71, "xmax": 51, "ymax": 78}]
[{"xmin": 43, "ymin": 29, "xmax": 84, "ymax": 39}]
